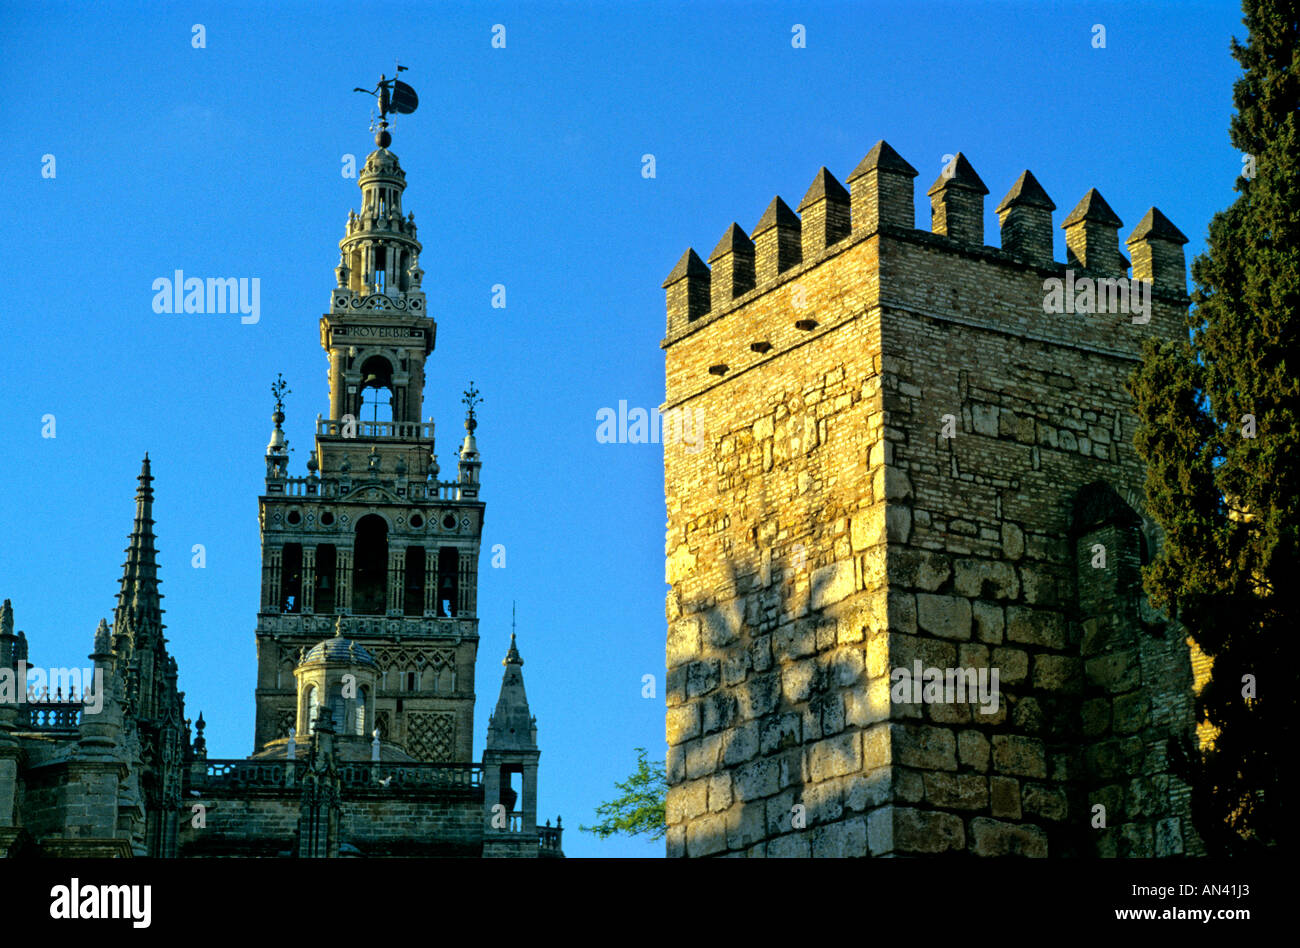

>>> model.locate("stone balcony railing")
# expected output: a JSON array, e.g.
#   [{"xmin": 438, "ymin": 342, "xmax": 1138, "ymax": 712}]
[
  {"xmin": 316, "ymin": 417, "xmax": 435, "ymax": 441},
  {"xmin": 539, "ymin": 820, "xmax": 564, "ymax": 855},
  {"xmin": 19, "ymin": 702, "xmax": 83, "ymax": 731},
  {"xmin": 274, "ymin": 476, "xmax": 464, "ymax": 500},
  {"xmin": 188, "ymin": 758, "xmax": 483, "ymax": 793}
]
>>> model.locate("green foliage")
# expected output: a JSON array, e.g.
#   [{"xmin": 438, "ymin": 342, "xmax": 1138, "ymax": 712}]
[
  {"xmin": 580, "ymin": 747, "xmax": 668, "ymax": 842},
  {"xmin": 1127, "ymin": 0, "xmax": 1297, "ymax": 853}
]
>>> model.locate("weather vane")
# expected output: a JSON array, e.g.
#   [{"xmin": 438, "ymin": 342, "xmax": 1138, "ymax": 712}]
[
  {"xmin": 463, "ymin": 382, "xmax": 482, "ymax": 429},
  {"xmin": 354, "ymin": 62, "xmax": 419, "ymax": 147},
  {"xmin": 271, "ymin": 373, "xmax": 291, "ymax": 414}
]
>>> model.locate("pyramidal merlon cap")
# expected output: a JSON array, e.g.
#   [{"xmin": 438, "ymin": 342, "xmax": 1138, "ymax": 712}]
[
  {"xmin": 662, "ymin": 247, "xmax": 709, "ymax": 288},
  {"xmin": 996, "ymin": 170, "xmax": 1056, "ymax": 213},
  {"xmin": 709, "ymin": 222, "xmax": 754, "ymax": 262},
  {"xmin": 1128, "ymin": 207, "xmax": 1188, "ymax": 245},
  {"xmin": 797, "ymin": 167, "xmax": 850, "ymax": 211},
  {"xmin": 847, "ymin": 140, "xmax": 918, "ymax": 181},
  {"xmin": 1062, "ymin": 188, "xmax": 1122, "ymax": 228},
  {"xmin": 752, "ymin": 196, "xmax": 799, "ymax": 237},
  {"xmin": 927, "ymin": 153, "xmax": 988, "ymax": 196}
]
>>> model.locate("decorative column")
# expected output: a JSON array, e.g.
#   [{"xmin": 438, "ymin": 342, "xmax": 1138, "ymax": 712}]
[
  {"xmin": 458, "ymin": 551, "xmax": 475, "ymax": 617},
  {"xmin": 387, "ymin": 548, "xmax": 404, "ymax": 616},
  {"xmin": 424, "ymin": 554, "xmax": 438, "ymax": 616},
  {"xmin": 336, "ymin": 549, "xmax": 353, "ymax": 613},
  {"xmin": 302, "ymin": 547, "xmax": 316, "ymax": 614}
]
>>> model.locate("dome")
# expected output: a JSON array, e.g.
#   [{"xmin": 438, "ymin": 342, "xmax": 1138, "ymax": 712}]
[{"xmin": 302, "ymin": 637, "xmax": 377, "ymax": 668}]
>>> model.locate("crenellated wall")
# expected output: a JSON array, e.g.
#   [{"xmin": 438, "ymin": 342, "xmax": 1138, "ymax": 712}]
[{"xmin": 662, "ymin": 141, "xmax": 1200, "ymax": 857}]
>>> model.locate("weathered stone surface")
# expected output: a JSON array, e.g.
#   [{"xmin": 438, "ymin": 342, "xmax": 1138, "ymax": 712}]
[
  {"xmin": 1021, "ymin": 782, "xmax": 1068, "ymax": 821},
  {"xmin": 889, "ymin": 549, "xmax": 952, "ymax": 591},
  {"xmin": 766, "ymin": 831, "xmax": 811, "ymax": 858},
  {"xmin": 968, "ymin": 817, "xmax": 1048, "ymax": 857},
  {"xmin": 1086, "ymin": 652, "xmax": 1141, "ymax": 694},
  {"xmin": 923, "ymin": 772, "xmax": 988, "ymax": 809},
  {"xmin": 686, "ymin": 813, "xmax": 728, "ymax": 856},
  {"xmin": 957, "ymin": 729, "xmax": 990, "ymax": 771},
  {"xmin": 811, "ymin": 560, "xmax": 856, "ymax": 610},
  {"xmin": 724, "ymin": 722, "xmax": 761, "ymax": 764},
  {"xmin": 1032, "ymin": 654, "xmax": 1082, "ymax": 692},
  {"xmin": 972, "ymin": 600, "xmax": 1004, "ymax": 644},
  {"xmin": 989, "ymin": 776, "xmax": 1021, "ymax": 818},
  {"xmin": 893, "ymin": 807, "xmax": 966, "ymax": 853},
  {"xmin": 667, "ymin": 703, "xmax": 701, "ymax": 745},
  {"xmin": 845, "ymin": 767, "xmax": 892, "ymax": 810},
  {"xmin": 1006, "ymin": 606, "xmax": 1067, "ymax": 649},
  {"xmin": 726, "ymin": 801, "xmax": 766, "ymax": 850},
  {"xmin": 991, "ymin": 646, "xmax": 1029, "ymax": 685},
  {"xmin": 667, "ymin": 616, "xmax": 700, "ymax": 668},
  {"xmin": 954, "ymin": 559, "xmax": 1020, "ymax": 600},
  {"xmin": 916, "ymin": 594, "xmax": 972, "ymax": 640},
  {"xmin": 893, "ymin": 723, "xmax": 958, "ymax": 771},
  {"xmin": 845, "ymin": 675, "xmax": 892, "ymax": 728},
  {"xmin": 806, "ymin": 731, "xmax": 861, "ymax": 782},
  {"xmin": 991, "ymin": 734, "xmax": 1047, "ymax": 778},
  {"xmin": 733, "ymin": 757, "xmax": 780, "ymax": 801},
  {"xmin": 811, "ymin": 815, "xmax": 867, "ymax": 857}
]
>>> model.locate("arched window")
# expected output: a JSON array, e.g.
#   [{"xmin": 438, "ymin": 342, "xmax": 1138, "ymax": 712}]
[
  {"xmin": 306, "ymin": 685, "xmax": 319, "ymax": 734},
  {"xmin": 355, "ymin": 686, "xmax": 369, "ymax": 736},
  {"xmin": 330, "ymin": 689, "xmax": 346, "ymax": 734},
  {"xmin": 359, "ymin": 356, "xmax": 394, "ymax": 425}
]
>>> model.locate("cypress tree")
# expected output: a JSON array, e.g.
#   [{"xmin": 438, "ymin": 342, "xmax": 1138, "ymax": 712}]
[{"xmin": 1127, "ymin": 0, "xmax": 1298, "ymax": 853}]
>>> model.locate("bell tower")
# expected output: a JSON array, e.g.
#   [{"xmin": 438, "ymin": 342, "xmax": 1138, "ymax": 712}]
[{"xmin": 253, "ymin": 91, "xmax": 485, "ymax": 766}]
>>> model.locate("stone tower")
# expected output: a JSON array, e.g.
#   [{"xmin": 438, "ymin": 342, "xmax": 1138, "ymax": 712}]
[
  {"xmin": 661, "ymin": 141, "xmax": 1200, "ymax": 857},
  {"xmin": 252, "ymin": 137, "xmax": 485, "ymax": 767}
]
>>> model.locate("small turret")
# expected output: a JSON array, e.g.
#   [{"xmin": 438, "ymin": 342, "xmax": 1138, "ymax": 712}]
[
  {"xmin": 458, "ymin": 382, "xmax": 482, "ymax": 498},
  {"xmin": 265, "ymin": 374, "xmax": 291, "ymax": 485}
]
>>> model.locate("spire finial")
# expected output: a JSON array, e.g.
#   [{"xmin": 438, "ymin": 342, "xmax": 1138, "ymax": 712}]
[{"xmin": 334, "ymin": 615, "xmax": 345, "ymax": 638}]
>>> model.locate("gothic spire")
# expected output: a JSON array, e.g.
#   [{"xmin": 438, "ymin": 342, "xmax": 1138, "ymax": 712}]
[
  {"xmin": 114, "ymin": 454, "xmax": 165, "ymax": 653},
  {"xmin": 486, "ymin": 627, "xmax": 536, "ymax": 752}
]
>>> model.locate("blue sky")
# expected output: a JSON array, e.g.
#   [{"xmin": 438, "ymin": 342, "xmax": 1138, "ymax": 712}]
[{"xmin": 0, "ymin": 0, "xmax": 1245, "ymax": 857}]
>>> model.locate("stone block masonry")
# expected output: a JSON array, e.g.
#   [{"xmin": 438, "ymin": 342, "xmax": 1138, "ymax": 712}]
[{"xmin": 661, "ymin": 141, "xmax": 1200, "ymax": 857}]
